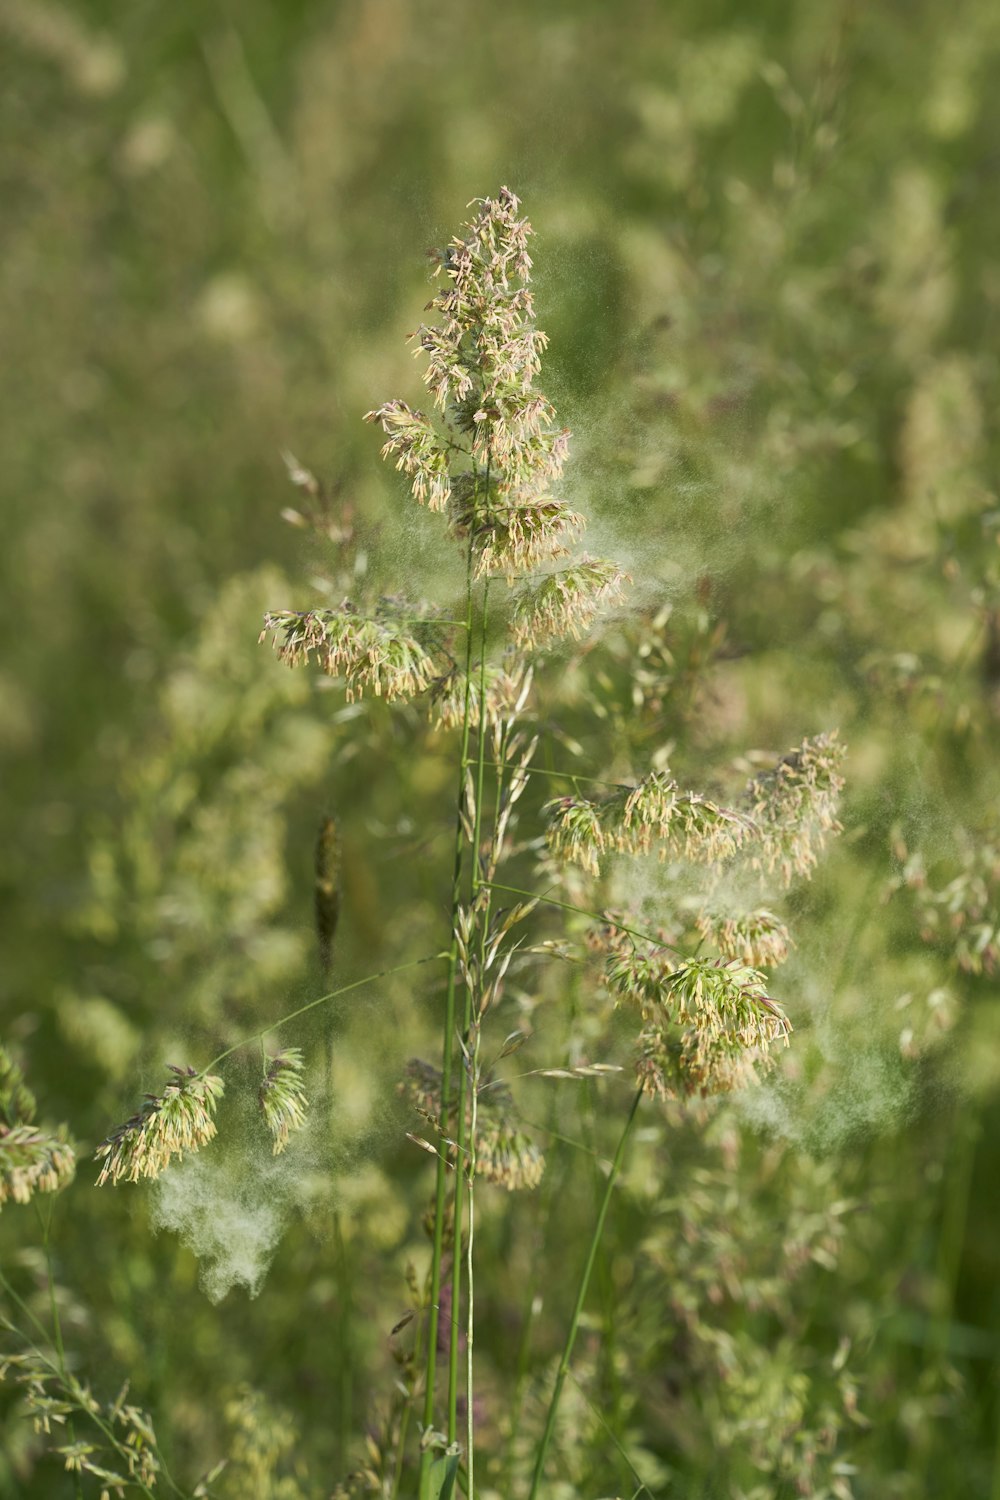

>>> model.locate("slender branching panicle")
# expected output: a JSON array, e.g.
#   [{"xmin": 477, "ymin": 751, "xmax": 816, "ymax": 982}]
[
  {"xmin": 0, "ymin": 1360, "xmax": 165, "ymax": 1497},
  {"xmin": 95, "ymin": 1067, "xmax": 224, "ymax": 1185},
  {"xmin": 745, "ymin": 732, "xmax": 847, "ymax": 884},
  {"xmin": 259, "ymin": 1049, "xmax": 309, "ymax": 1155}
]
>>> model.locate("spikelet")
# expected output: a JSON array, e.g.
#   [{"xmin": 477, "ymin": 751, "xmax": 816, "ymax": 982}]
[
  {"xmin": 259, "ymin": 1050, "xmax": 309, "ymax": 1155},
  {"xmin": 261, "ymin": 607, "xmax": 438, "ymax": 703},
  {"xmin": 509, "ymin": 558, "xmax": 630, "ymax": 651},
  {"xmin": 95, "ymin": 1067, "xmax": 224, "ymax": 1185},
  {"xmin": 745, "ymin": 733, "xmax": 846, "ymax": 884}
]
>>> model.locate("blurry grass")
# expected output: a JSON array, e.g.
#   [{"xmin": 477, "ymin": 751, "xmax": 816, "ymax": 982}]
[{"xmin": 2, "ymin": 0, "xmax": 1000, "ymax": 1493}]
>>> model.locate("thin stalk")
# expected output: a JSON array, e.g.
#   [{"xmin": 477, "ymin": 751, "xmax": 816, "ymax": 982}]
[
  {"xmin": 422, "ymin": 538, "xmax": 477, "ymax": 1478},
  {"xmin": 527, "ymin": 1086, "xmax": 644, "ymax": 1500},
  {"xmin": 480, "ymin": 760, "xmax": 630, "ymax": 791},
  {"xmin": 35, "ymin": 1203, "xmax": 83, "ymax": 1500},
  {"xmin": 485, "ymin": 881, "xmax": 686, "ymax": 958},
  {"xmin": 202, "ymin": 952, "xmax": 444, "ymax": 1074},
  {"xmin": 391, "ymin": 1301, "xmax": 426, "ymax": 1500},
  {"xmin": 450, "ymin": 569, "xmax": 493, "ymax": 1471}
]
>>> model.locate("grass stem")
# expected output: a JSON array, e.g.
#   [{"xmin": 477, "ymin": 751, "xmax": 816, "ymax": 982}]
[{"xmin": 527, "ymin": 1085, "xmax": 643, "ymax": 1500}]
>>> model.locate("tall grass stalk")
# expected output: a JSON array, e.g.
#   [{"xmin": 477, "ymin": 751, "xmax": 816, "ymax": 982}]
[{"xmin": 423, "ymin": 538, "xmax": 475, "ymax": 1477}]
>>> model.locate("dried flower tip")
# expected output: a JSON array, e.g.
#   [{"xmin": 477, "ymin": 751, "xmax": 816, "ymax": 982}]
[
  {"xmin": 95, "ymin": 1067, "xmax": 224, "ymax": 1186},
  {"xmin": 261, "ymin": 607, "xmax": 438, "ymax": 703},
  {"xmin": 0, "ymin": 1124, "xmax": 76, "ymax": 1209},
  {"xmin": 695, "ymin": 909, "xmax": 792, "ymax": 968},
  {"xmin": 745, "ymin": 732, "xmax": 846, "ymax": 884},
  {"xmin": 259, "ymin": 1049, "xmax": 309, "ymax": 1155},
  {"xmin": 364, "ymin": 400, "xmax": 452, "ymax": 511},
  {"xmin": 510, "ymin": 558, "xmax": 630, "ymax": 651}
]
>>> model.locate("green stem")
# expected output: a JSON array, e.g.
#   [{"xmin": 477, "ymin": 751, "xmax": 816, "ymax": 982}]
[
  {"xmin": 422, "ymin": 540, "xmax": 477, "ymax": 1479},
  {"xmin": 34, "ymin": 1204, "xmax": 83, "ymax": 1500},
  {"xmin": 527, "ymin": 1086, "xmax": 643, "ymax": 1500},
  {"xmin": 480, "ymin": 760, "xmax": 629, "ymax": 790},
  {"xmin": 485, "ymin": 881, "xmax": 685, "ymax": 958},
  {"xmin": 450, "ymin": 570, "xmax": 492, "ymax": 1470},
  {"xmin": 202, "ymin": 953, "xmax": 443, "ymax": 1075}
]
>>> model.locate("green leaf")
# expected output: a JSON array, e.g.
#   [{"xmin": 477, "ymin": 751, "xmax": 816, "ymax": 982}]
[{"xmin": 421, "ymin": 1452, "xmax": 460, "ymax": 1500}]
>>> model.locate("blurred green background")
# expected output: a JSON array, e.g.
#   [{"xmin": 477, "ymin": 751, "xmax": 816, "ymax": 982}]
[{"xmin": 2, "ymin": 0, "xmax": 1000, "ymax": 1495}]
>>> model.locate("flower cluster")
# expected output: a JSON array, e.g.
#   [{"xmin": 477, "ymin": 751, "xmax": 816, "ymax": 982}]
[
  {"xmin": 400, "ymin": 1061, "xmax": 544, "ymax": 1192},
  {"xmin": 366, "ymin": 188, "xmax": 624, "ymax": 615},
  {"xmin": 449, "ymin": 488, "xmax": 585, "ymax": 581},
  {"xmin": 429, "ymin": 660, "xmax": 533, "ymax": 732},
  {"xmin": 0, "ymin": 1126, "xmax": 76, "ymax": 1210},
  {"xmin": 261, "ymin": 606, "xmax": 438, "ymax": 703},
  {"xmin": 259, "ymin": 1049, "xmax": 309, "ymax": 1155},
  {"xmin": 695, "ymin": 908, "xmax": 792, "ymax": 968},
  {"xmin": 474, "ymin": 1117, "xmax": 545, "ymax": 1192},
  {"xmin": 364, "ymin": 399, "xmax": 453, "ymax": 511},
  {"xmin": 510, "ymin": 558, "xmax": 630, "ymax": 651},
  {"xmin": 607, "ymin": 950, "xmax": 791, "ymax": 1101},
  {"xmin": 95, "ymin": 1066, "xmax": 224, "ymax": 1185},
  {"xmin": 545, "ymin": 773, "xmax": 753, "ymax": 877},
  {"xmin": 745, "ymin": 732, "xmax": 846, "ymax": 884},
  {"xmin": 0, "ymin": 1045, "xmax": 75, "ymax": 1210}
]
